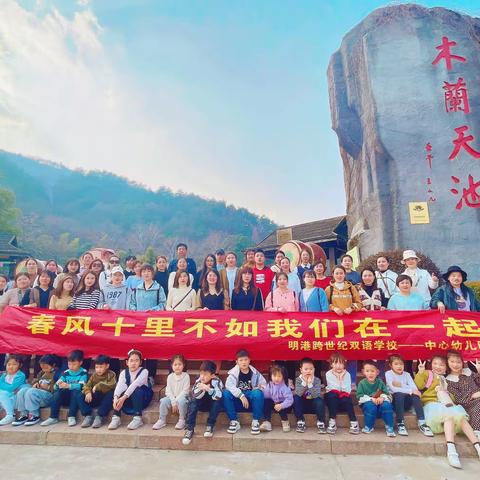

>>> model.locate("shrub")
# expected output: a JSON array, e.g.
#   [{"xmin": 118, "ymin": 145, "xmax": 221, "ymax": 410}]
[{"xmin": 465, "ymin": 281, "xmax": 480, "ymax": 302}]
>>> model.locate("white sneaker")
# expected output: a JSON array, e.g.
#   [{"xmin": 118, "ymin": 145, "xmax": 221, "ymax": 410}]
[
  {"xmin": 108, "ymin": 415, "xmax": 121, "ymax": 430},
  {"xmin": 152, "ymin": 418, "xmax": 167, "ymax": 430},
  {"xmin": 447, "ymin": 452, "xmax": 462, "ymax": 469},
  {"xmin": 40, "ymin": 417, "xmax": 58, "ymax": 427},
  {"xmin": 67, "ymin": 417, "xmax": 77, "ymax": 427},
  {"xmin": 0, "ymin": 415, "xmax": 14, "ymax": 426},
  {"xmin": 251, "ymin": 420, "xmax": 260, "ymax": 435},
  {"xmin": 175, "ymin": 419, "xmax": 186, "ymax": 430},
  {"xmin": 127, "ymin": 415, "xmax": 143, "ymax": 430},
  {"xmin": 281, "ymin": 420, "xmax": 290, "ymax": 432},
  {"xmin": 259, "ymin": 420, "xmax": 272, "ymax": 432},
  {"xmin": 80, "ymin": 416, "xmax": 93, "ymax": 428},
  {"xmin": 227, "ymin": 420, "xmax": 241, "ymax": 434}
]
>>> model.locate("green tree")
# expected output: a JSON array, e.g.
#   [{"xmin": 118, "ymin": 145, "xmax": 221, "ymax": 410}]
[
  {"xmin": 142, "ymin": 246, "xmax": 156, "ymax": 265},
  {"xmin": 0, "ymin": 186, "xmax": 21, "ymax": 234}
]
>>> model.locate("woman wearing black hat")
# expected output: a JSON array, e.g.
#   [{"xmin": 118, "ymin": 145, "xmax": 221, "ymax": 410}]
[{"xmin": 430, "ymin": 266, "xmax": 480, "ymax": 313}]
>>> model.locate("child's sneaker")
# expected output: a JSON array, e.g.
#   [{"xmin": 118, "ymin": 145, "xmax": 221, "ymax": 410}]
[
  {"xmin": 317, "ymin": 421, "xmax": 327, "ymax": 434},
  {"xmin": 327, "ymin": 418, "xmax": 337, "ymax": 434},
  {"xmin": 227, "ymin": 420, "xmax": 241, "ymax": 434},
  {"xmin": 40, "ymin": 417, "xmax": 58, "ymax": 427},
  {"xmin": 296, "ymin": 420, "xmax": 306, "ymax": 433},
  {"xmin": 362, "ymin": 426, "xmax": 374, "ymax": 434},
  {"xmin": 259, "ymin": 420, "xmax": 272, "ymax": 432},
  {"xmin": 92, "ymin": 416, "xmax": 103, "ymax": 429},
  {"xmin": 127, "ymin": 416, "xmax": 143, "ymax": 430},
  {"xmin": 67, "ymin": 416, "xmax": 77, "ymax": 427},
  {"xmin": 397, "ymin": 422, "xmax": 408, "ymax": 436},
  {"xmin": 152, "ymin": 418, "xmax": 167, "ymax": 430},
  {"xmin": 251, "ymin": 420, "xmax": 260, "ymax": 435},
  {"xmin": 25, "ymin": 415, "xmax": 41, "ymax": 426},
  {"xmin": 281, "ymin": 420, "xmax": 290, "ymax": 432},
  {"xmin": 12, "ymin": 415, "xmax": 29, "ymax": 427},
  {"xmin": 175, "ymin": 419, "xmax": 186, "ymax": 430},
  {"xmin": 0, "ymin": 414, "xmax": 14, "ymax": 426},
  {"xmin": 349, "ymin": 421, "xmax": 360, "ymax": 435},
  {"xmin": 204, "ymin": 425, "xmax": 214, "ymax": 438},
  {"xmin": 447, "ymin": 451, "xmax": 462, "ymax": 469},
  {"xmin": 108, "ymin": 415, "xmax": 121, "ymax": 430},
  {"xmin": 182, "ymin": 429, "xmax": 194, "ymax": 445},
  {"xmin": 386, "ymin": 426, "xmax": 396, "ymax": 437},
  {"xmin": 81, "ymin": 416, "xmax": 93, "ymax": 428}
]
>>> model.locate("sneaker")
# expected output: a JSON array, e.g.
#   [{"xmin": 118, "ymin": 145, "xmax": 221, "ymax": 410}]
[
  {"xmin": 259, "ymin": 420, "xmax": 272, "ymax": 432},
  {"xmin": 386, "ymin": 426, "xmax": 396, "ymax": 437},
  {"xmin": 108, "ymin": 415, "xmax": 121, "ymax": 430},
  {"xmin": 204, "ymin": 425, "xmax": 214, "ymax": 438},
  {"xmin": 182, "ymin": 429, "xmax": 194, "ymax": 445},
  {"xmin": 81, "ymin": 416, "xmax": 93, "ymax": 428},
  {"xmin": 419, "ymin": 423, "xmax": 434, "ymax": 437},
  {"xmin": 317, "ymin": 421, "xmax": 327, "ymax": 434},
  {"xmin": 40, "ymin": 417, "xmax": 58, "ymax": 427},
  {"xmin": 175, "ymin": 419, "xmax": 186, "ymax": 430},
  {"xmin": 447, "ymin": 451, "xmax": 462, "ymax": 469},
  {"xmin": 327, "ymin": 418, "xmax": 337, "ymax": 435},
  {"xmin": 362, "ymin": 426, "xmax": 374, "ymax": 434},
  {"xmin": 12, "ymin": 415, "xmax": 29, "ymax": 427},
  {"xmin": 251, "ymin": 420, "xmax": 260, "ymax": 435},
  {"xmin": 349, "ymin": 421, "xmax": 360, "ymax": 435},
  {"xmin": 152, "ymin": 418, "xmax": 167, "ymax": 430},
  {"xmin": 296, "ymin": 420, "xmax": 306, "ymax": 433},
  {"xmin": 127, "ymin": 415, "xmax": 143, "ymax": 430},
  {"xmin": 25, "ymin": 415, "xmax": 41, "ymax": 427},
  {"xmin": 67, "ymin": 416, "xmax": 77, "ymax": 427},
  {"xmin": 397, "ymin": 422, "xmax": 408, "ymax": 436},
  {"xmin": 227, "ymin": 420, "xmax": 241, "ymax": 434},
  {"xmin": 281, "ymin": 420, "xmax": 290, "ymax": 433},
  {"xmin": 92, "ymin": 416, "xmax": 103, "ymax": 429},
  {"xmin": 0, "ymin": 415, "xmax": 14, "ymax": 426}
]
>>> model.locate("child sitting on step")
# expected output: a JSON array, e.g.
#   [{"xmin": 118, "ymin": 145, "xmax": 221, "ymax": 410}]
[
  {"xmin": 14, "ymin": 354, "xmax": 59, "ymax": 426},
  {"xmin": 0, "ymin": 355, "xmax": 27, "ymax": 426},
  {"xmin": 153, "ymin": 354, "xmax": 190, "ymax": 430},
  {"xmin": 40, "ymin": 350, "xmax": 88, "ymax": 427},
  {"xmin": 356, "ymin": 360, "xmax": 395, "ymax": 437},
  {"xmin": 108, "ymin": 349, "xmax": 153, "ymax": 431},
  {"xmin": 325, "ymin": 352, "xmax": 359, "ymax": 434},
  {"xmin": 182, "ymin": 360, "xmax": 224, "ymax": 445},
  {"xmin": 260, "ymin": 363, "xmax": 293, "ymax": 433}
]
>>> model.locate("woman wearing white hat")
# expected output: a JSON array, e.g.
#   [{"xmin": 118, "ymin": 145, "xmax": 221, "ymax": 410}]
[{"xmin": 401, "ymin": 250, "xmax": 438, "ymax": 302}]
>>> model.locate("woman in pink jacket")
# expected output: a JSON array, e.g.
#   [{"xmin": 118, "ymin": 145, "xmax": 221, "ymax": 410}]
[{"xmin": 264, "ymin": 272, "xmax": 299, "ymax": 312}]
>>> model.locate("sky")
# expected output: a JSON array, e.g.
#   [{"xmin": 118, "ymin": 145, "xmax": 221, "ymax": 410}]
[{"xmin": 0, "ymin": 0, "xmax": 479, "ymax": 225}]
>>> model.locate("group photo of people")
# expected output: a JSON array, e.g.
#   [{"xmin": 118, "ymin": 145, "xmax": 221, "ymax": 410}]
[{"xmin": 1, "ymin": 242, "xmax": 480, "ymax": 470}]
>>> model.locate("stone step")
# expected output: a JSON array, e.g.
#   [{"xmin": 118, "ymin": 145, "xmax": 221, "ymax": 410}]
[{"xmin": 0, "ymin": 423, "xmax": 476, "ymax": 458}]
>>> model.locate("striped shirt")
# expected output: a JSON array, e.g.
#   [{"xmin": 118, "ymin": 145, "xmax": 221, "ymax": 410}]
[{"xmin": 69, "ymin": 289, "xmax": 102, "ymax": 309}]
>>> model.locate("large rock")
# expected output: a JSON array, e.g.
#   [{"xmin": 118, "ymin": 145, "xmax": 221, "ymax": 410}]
[{"xmin": 328, "ymin": 4, "xmax": 480, "ymax": 279}]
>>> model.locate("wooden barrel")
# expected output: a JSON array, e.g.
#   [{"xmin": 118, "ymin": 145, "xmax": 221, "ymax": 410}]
[
  {"xmin": 306, "ymin": 242, "xmax": 327, "ymax": 265},
  {"xmin": 280, "ymin": 241, "xmax": 310, "ymax": 269}
]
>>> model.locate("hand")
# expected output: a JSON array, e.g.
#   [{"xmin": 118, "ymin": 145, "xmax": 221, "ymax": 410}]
[
  {"xmin": 413, "ymin": 390, "xmax": 422, "ymax": 397},
  {"xmin": 473, "ymin": 359, "xmax": 480, "ymax": 373},
  {"xmin": 371, "ymin": 397, "xmax": 379, "ymax": 405},
  {"xmin": 32, "ymin": 383, "xmax": 39, "ymax": 389},
  {"xmin": 114, "ymin": 395, "xmax": 127, "ymax": 411},
  {"xmin": 198, "ymin": 383, "xmax": 210, "ymax": 392},
  {"xmin": 172, "ymin": 404, "xmax": 179, "ymax": 414},
  {"xmin": 437, "ymin": 302, "xmax": 446, "ymax": 314},
  {"xmin": 333, "ymin": 307, "xmax": 342, "ymax": 316},
  {"xmin": 85, "ymin": 392, "xmax": 93, "ymax": 403},
  {"xmin": 392, "ymin": 381, "xmax": 402, "ymax": 388},
  {"xmin": 434, "ymin": 385, "xmax": 440, "ymax": 393},
  {"xmin": 92, "ymin": 386, "xmax": 97, "ymax": 393},
  {"xmin": 417, "ymin": 360, "xmax": 426, "ymax": 373},
  {"xmin": 344, "ymin": 307, "xmax": 353, "ymax": 315},
  {"xmin": 278, "ymin": 307, "xmax": 287, "ymax": 313},
  {"xmin": 103, "ymin": 304, "xmax": 111, "ymax": 310},
  {"xmin": 471, "ymin": 391, "xmax": 480, "ymax": 400},
  {"xmin": 377, "ymin": 397, "xmax": 384, "ymax": 404},
  {"xmin": 57, "ymin": 381, "xmax": 69, "ymax": 389},
  {"xmin": 432, "ymin": 273, "xmax": 438, "ymax": 283},
  {"xmin": 380, "ymin": 306, "xmax": 386, "ymax": 311},
  {"xmin": 274, "ymin": 403, "xmax": 282, "ymax": 412},
  {"xmin": 240, "ymin": 395, "xmax": 249, "ymax": 409}
]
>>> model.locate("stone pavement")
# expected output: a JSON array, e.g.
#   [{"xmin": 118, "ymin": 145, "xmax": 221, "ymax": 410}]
[{"xmin": 0, "ymin": 444, "xmax": 478, "ymax": 480}]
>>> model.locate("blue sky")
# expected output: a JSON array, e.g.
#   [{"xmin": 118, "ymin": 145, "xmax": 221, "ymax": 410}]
[{"xmin": 3, "ymin": 0, "xmax": 479, "ymax": 224}]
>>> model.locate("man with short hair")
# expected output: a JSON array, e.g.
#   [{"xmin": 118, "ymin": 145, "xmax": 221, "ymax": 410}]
[
  {"xmin": 168, "ymin": 243, "xmax": 197, "ymax": 276},
  {"xmin": 252, "ymin": 249, "xmax": 275, "ymax": 301},
  {"xmin": 215, "ymin": 249, "xmax": 226, "ymax": 271},
  {"xmin": 124, "ymin": 255, "xmax": 137, "ymax": 279}
]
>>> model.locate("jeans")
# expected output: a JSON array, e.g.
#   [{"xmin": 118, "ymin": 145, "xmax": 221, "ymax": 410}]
[
  {"xmin": 293, "ymin": 395, "xmax": 325, "ymax": 423},
  {"xmin": 113, "ymin": 387, "xmax": 151, "ymax": 417},
  {"xmin": 185, "ymin": 395, "xmax": 223, "ymax": 430},
  {"xmin": 361, "ymin": 400, "xmax": 394, "ymax": 429},
  {"xmin": 223, "ymin": 389, "xmax": 264, "ymax": 421},
  {"xmin": 392, "ymin": 392, "xmax": 424, "ymax": 423},
  {"xmin": 50, "ymin": 388, "xmax": 80, "ymax": 418},
  {"xmin": 263, "ymin": 398, "xmax": 289, "ymax": 421},
  {"xmin": 325, "ymin": 391, "xmax": 357, "ymax": 421},
  {"xmin": 0, "ymin": 391, "xmax": 16, "ymax": 415},
  {"xmin": 16, "ymin": 386, "xmax": 53, "ymax": 416},
  {"xmin": 347, "ymin": 361, "xmax": 358, "ymax": 385},
  {"xmin": 72, "ymin": 389, "xmax": 114, "ymax": 417},
  {"xmin": 160, "ymin": 395, "xmax": 188, "ymax": 420}
]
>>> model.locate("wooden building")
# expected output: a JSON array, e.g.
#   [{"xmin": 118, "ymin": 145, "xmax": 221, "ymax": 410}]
[{"xmin": 0, "ymin": 233, "xmax": 30, "ymax": 277}]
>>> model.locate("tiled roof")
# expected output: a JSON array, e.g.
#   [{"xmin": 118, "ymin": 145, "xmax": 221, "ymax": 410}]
[
  {"xmin": 256, "ymin": 215, "xmax": 347, "ymax": 249},
  {"xmin": 0, "ymin": 233, "xmax": 29, "ymax": 256}
]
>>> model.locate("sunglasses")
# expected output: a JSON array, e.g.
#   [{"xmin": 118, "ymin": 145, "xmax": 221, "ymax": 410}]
[{"xmin": 110, "ymin": 259, "xmax": 120, "ymax": 264}]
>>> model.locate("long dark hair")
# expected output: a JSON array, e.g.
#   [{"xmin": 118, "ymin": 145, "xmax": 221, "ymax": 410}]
[
  {"xmin": 198, "ymin": 254, "xmax": 216, "ymax": 286},
  {"xmin": 200, "ymin": 268, "xmax": 221, "ymax": 294},
  {"xmin": 233, "ymin": 266, "xmax": 257, "ymax": 295},
  {"xmin": 360, "ymin": 267, "xmax": 378, "ymax": 290},
  {"xmin": 63, "ymin": 258, "xmax": 80, "ymax": 275},
  {"xmin": 54, "ymin": 274, "xmax": 76, "ymax": 298},
  {"xmin": 75, "ymin": 270, "xmax": 100, "ymax": 295}
]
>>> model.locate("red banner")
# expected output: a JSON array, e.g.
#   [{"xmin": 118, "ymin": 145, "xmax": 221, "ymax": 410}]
[{"xmin": 0, "ymin": 307, "xmax": 480, "ymax": 360}]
